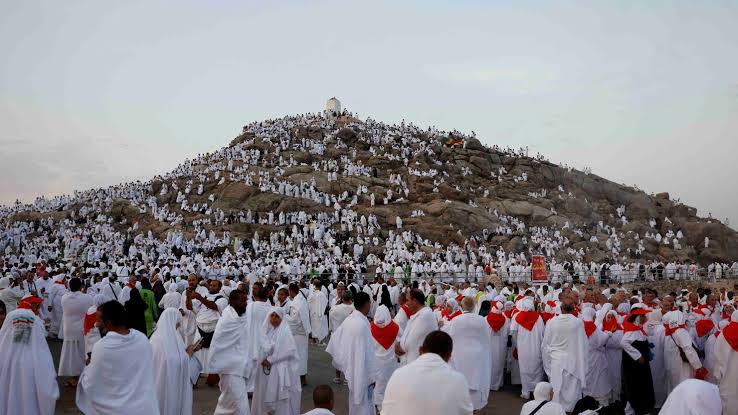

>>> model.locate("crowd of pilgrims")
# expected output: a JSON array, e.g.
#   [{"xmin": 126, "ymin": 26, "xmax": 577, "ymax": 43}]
[
  {"xmin": 1, "ymin": 112, "xmax": 737, "ymax": 414},
  {"xmin": 0, "ymin": 255, "xmax": 737, "ymax": 415},
  {"xmin": 2, "ymin": 112, "xmax": 735, "ymax": 288}
]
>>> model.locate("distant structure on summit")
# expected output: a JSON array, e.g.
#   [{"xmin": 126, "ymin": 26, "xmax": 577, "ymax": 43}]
[{"xmin": 325, "ymin": 97, "xmax": 342, "ymax": 118}]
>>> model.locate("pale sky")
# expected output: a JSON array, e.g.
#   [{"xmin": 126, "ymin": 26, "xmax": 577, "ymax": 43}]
[{"xmin": 1, "ymin": 1, "xmax": 737, "ymax": 226}]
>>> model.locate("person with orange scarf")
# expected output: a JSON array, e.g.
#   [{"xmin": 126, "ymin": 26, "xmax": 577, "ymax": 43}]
[
  {"xmin": 712, "ymin": 310, "xmax": 738, "ymax": 413},
  {"xmin": 510, "ymin": 297, "xmax": 544, "ymax": 400}
]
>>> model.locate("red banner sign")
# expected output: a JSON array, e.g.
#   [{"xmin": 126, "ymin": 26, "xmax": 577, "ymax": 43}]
[{"xmin": 531, "ymin": 255, "xmax": 547, "ymax": 284}]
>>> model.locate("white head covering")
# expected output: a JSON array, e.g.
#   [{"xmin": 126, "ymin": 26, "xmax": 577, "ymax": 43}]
[
  {"xmin": 258, "ymin": 306, "xmax": 299, "ymax": 412},
  {"xmin": 659, "ymin": 379, "xmax": 721, "ymax": 415},
  {"xmin": 732, "ymin": 310, "xmax": 738, "ymax": 323},
  {"xmin": 518, "ymin": 298, "xmax": 535, "ymax": 312},
  {"xmin": 374, "ymin": 305, "xmax": 392, "ymax": 328},
  {"xmin": 595, "ymin": 303, "xmax": 613, "ymax": 326},
  {"xmin": 0, "ymin": 308, "xmax": 59, "ymax": 413},
  {"xmin": 616, "ymin": 302, "xmax": 631, "ymax": 314},
  {"xmin": 490, "ymin": 301, "xmax": 504, "ymax": 315},
  {"xmin": 0, "ymin": 277, "xmax": 10, "ymax": 289},
  {"xmin": 582, "ymin": 307, "xmax": 596, "ymax": 322},
  {"xmin": 664, "ymin": 310, "xmax": 686, "ymax": 328},
  {"xmin": 446, "ymin": 298, "xmax": 459, "ymax": 313},
  {"xmin": 533, "ymin": 381, "xmax": 553, "ymax": 401}
]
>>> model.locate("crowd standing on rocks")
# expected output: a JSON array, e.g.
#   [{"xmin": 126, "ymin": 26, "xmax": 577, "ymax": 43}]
[{"xmin": 1, "ymin": 109, "xmax": 737, "ymax": 414}]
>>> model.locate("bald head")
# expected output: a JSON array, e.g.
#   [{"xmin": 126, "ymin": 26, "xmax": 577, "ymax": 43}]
[
  {"xmin": 460, "ymin": 296, "xmax": 475, "ymax": 312},
  {"xmin": 312, "ymin": 385, "xmax": 334, "ymax": 410}
]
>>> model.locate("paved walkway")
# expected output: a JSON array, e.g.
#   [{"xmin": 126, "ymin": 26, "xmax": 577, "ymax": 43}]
[{"xmin": 50, "ymin": 338, "xmax": 526, "ymax": 414}]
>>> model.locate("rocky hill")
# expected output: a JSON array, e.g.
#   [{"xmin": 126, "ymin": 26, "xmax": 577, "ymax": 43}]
[{"xmin": 4, "ymin": 111, "xmax": 737, "ymax": 267}]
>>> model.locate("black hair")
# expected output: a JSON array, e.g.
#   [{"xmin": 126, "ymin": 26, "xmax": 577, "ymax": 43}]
[
  {"xmin": 69, "ymin": 277, "xmax": 82, "ymax": 292},
  {"xmin": 312, "ymin": 384, "xmax": 334, "ymax": 408},
  {"xmin": 409, "ymin": 289, "xmax": 425, "ymax": 305},
  {"xmin": 354, "ymin": 292, "xmax": 370, "ymax": 310},
  {"xmin": 99, "ymin": 300, "xmax": 128, "ymax": 327},
  {"xmin": 422, "ymin": 330, "xmax": 453, "ymax": 359}
]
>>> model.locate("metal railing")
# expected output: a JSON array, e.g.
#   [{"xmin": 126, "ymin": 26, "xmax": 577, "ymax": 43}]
[{"xmin": 189, "ymin": 267, "xmax": 737, "ymax": 286}]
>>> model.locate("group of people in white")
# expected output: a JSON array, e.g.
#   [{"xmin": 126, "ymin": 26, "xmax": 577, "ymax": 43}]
[
  {"xmin": 1, "ymin": 255, "xmax": 737, "ymax": 415},
  {"xmin": 1, "ymin": 109, "xmax": 736, "ymax": 415}
]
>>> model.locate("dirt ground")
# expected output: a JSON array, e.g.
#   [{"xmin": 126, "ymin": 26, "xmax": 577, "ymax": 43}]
[{"xmin": 50, "ymin": 338, "xmax": 526, "ymax": 414}]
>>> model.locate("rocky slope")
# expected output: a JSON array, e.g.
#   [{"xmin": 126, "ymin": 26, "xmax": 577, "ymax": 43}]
[{"xmin": 6, "ymin": 112, "xmax": 737, "ymax": 266}]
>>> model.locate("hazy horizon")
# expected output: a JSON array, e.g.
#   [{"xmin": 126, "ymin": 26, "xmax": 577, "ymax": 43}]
[{"xmin": 1, "ymin": 1, "xmax": 736, "ymax": 227}]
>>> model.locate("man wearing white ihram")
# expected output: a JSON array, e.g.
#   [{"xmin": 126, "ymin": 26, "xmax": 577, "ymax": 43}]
[
  {"xmin": 444, "ymin": 296, "xmax": 492, "ymax": 412},
  {"xmin": 326, "ymin": 292, "xmax": 377, "ymax": 415},
  {"xmin": 542, "ymin": 297, "xmax": 587, "ymax": 413},
  {"xmin": 58, "ymin": 278, "xmax": 93, "ymax": 387},
  {"xmin": 209, "ymin": 289, "xmax": 255, "ymax": 415}
]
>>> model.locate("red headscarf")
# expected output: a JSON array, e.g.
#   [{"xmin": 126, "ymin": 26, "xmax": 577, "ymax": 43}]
[
  {"xmin": 18, "ymin": 295, "xmax": 44, "ymax": 315},
  {"xmin": 602, "ymin": 316, "xmax": 622, "ymax": 332},
  {"xmin": 623, "ymin": 320, "xmax": 646, "ymax": 336},
  {"xmin": 370, "ymin": 320, "xmax": 399, "ymax": 350},
  {"xmin": 540, "ymin": 312, "xmax": 555, "ymax": 325},
  {"xmin": 486, "ymin": 312, "xmax": 506, "ymax": 333},
  {"xmin": 83, "ymin": 309, "xmax": 98, "ymax": 336},
  {"xmin": 514, "ymin": 311, "xmax": 540, "ymax": 331},
  {"xmin": 721, "ymin": 322, "xmax": 738, "ymax": 352},
  {"xmin": 583, "ymin": 320, "xmax": 597, "ymax": 337},
  {"xmin": 695, "ymin": 319, "xmax": 715, "ymax": 338}
]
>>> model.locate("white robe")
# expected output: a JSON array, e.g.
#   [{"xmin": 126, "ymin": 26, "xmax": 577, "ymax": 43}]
[
  {"xmin": 381, "ymin": 353, "xmax": 473, "ymax": 415},
  {"xmin": 583, "ymin": 325, "xmax": 611, "ymax": 401},
  {"xmin": 370, "ymin": 318, "xmax": 400, "ymax": 409},
  {"xmin": 446, "ymin": 312, "xmax": 492, "ymax": 410},
  {"xmin": 326, "ymin": 310, "xmax": 377, "ymax": 415},
  {"xmin": 251, "ymin": 308, "xmax": 301, "ymax": 415},
  {"xmin": 519, "ymin": 400, "xmax": 567, "ymax": 415},
  {"xmin": 542, "ymin": 314, "xmax": 588, "ymax": 412},
  {"xmin": 0, "ymin": 309, "xmax": 59, "ymax": 415},
  {"xmin": 664, "ymin": 328, "xmax": 702, "ymax": 395},
  {"xmin": 48, "ymin": 282, "xmax": 66, "ymax": 338},
  {"xmin": 329, "ymin": 303, "xmax": 354, "ymax": 333},
  {"xmin": 647, "ymin": 323, "xmax": 667, "ymax": 407},
  {"xmin": 150, "ymin": 309, "xmax": 193, "ymax": 415},
  {"xmin": 76, "ymin": 329, "xmax": 159, "ymax": 415},
  {"xmin": 58, "ymin": 291, "xmax": 93, "ymax": 376},
  {"xmin": 511, "ymin": 314, "xmax": 545, "ymax": 396},
  {"xmin": 209, "ymin": 305, "xmax": 255, "ymax": 415},
  {"xmin": 245, "ymin": 300, "xmax": 273, "ymax": 391},
  {"xmin": 659, "ymin": 378, "xmax": 722, "ymax": 415},
  {"xmin": 604, "ymin": 329, "xmax": 623, "ymax": 401},
  {"xmin": 399, "ymin": 307, "xmax": 437, "ymax": 365},
  {"xmin": 712, "ymin": 327, "xmax": 738, "ymax": 414},
  {"xmin": 488, "ymin": 314, "xmax": 510, "ymax": 390},
  {"xmin": 307, "ymin": 290, "xmax": 329, "ymax": 342},
  {"xmin": 287, "ymin": 296, "xmax": 311, "ymax": 376}
]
